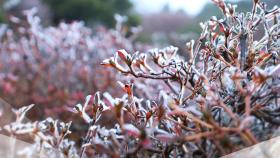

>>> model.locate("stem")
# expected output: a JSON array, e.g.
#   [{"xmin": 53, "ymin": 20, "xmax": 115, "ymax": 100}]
[
  {"xmin": 239, "ymin": 30, "xmax": 247, "ymax": 71},
  {"xmin": 10, "ymin": 136, "xmax": 16, "ymax": 158}
]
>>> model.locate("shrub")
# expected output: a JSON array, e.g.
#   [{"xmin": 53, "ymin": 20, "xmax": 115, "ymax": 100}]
[
  {"xmin": 0, "ymin": 9, "xmax": 152, "ymax": 143},
  {"xmin": 1, "ymin": 0, "xmax": 280, "ymax": 157},
  {"xmin": 0, "ymin": 9, "xmax": 148, "ymax": 119}
]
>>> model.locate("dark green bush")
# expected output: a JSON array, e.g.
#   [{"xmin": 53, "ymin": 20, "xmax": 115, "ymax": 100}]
[{"xmin": 44, "ymin": 0, "xmax": 140, "ymax": 27}]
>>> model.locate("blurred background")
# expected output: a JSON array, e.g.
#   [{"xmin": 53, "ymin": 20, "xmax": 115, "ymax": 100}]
[
  {"xmin": 0, "ymin": 0, "xmax": 278, "ymax": 46},
  {"xmin": 0, "ymin": 0, "xmax": 279, "ymax": 49}
]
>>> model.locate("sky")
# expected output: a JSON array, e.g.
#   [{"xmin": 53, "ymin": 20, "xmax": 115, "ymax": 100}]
[{"xmin": 130, "ymin": 0, "xmax": 210, "ymax": 15}]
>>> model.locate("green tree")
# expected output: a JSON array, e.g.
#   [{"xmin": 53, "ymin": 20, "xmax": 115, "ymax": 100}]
[
  {"xmin": 0, "ymin": 10, "xmax": 4, "ymax": 23},
  {"xmin": 44, "ymin": 0, "xmax": 139, "ymax": 27},
  {"xmin": 0, "ymin": 1, "xmax": 6, "ymax": 22}
]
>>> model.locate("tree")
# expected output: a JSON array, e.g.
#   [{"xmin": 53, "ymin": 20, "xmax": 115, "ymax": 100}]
[{"xmin": 43, "ymin": 0, "xmax": 139, "ymax": 27}]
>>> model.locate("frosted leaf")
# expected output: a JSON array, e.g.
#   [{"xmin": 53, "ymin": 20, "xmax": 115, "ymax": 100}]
[
  {"xmin": 12, "ymin": 104, "xmax": 35, "ymax": 123},
  {"xmin": 123, "ymin": 124, "xmax": 140, "ymax": 137}
]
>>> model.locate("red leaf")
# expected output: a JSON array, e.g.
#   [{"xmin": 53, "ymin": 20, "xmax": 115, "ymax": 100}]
[
  {"xmin": 141, "ymin": 139, "xmax": 152, "ymax": 148},
  {"xmin": 256, "ymin": 53, "xmax": 271, "ymax": 65},
  {"xmin": 123, "ymin": 124, "xmax": 140, "ymax": 137},
  {"xmin": 117, "ymin": 49, "xmax": 129, "ymax": 61},
  {"xmin": 156, "ymin": 134, "xmax": 175, "ymax": 143}
]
